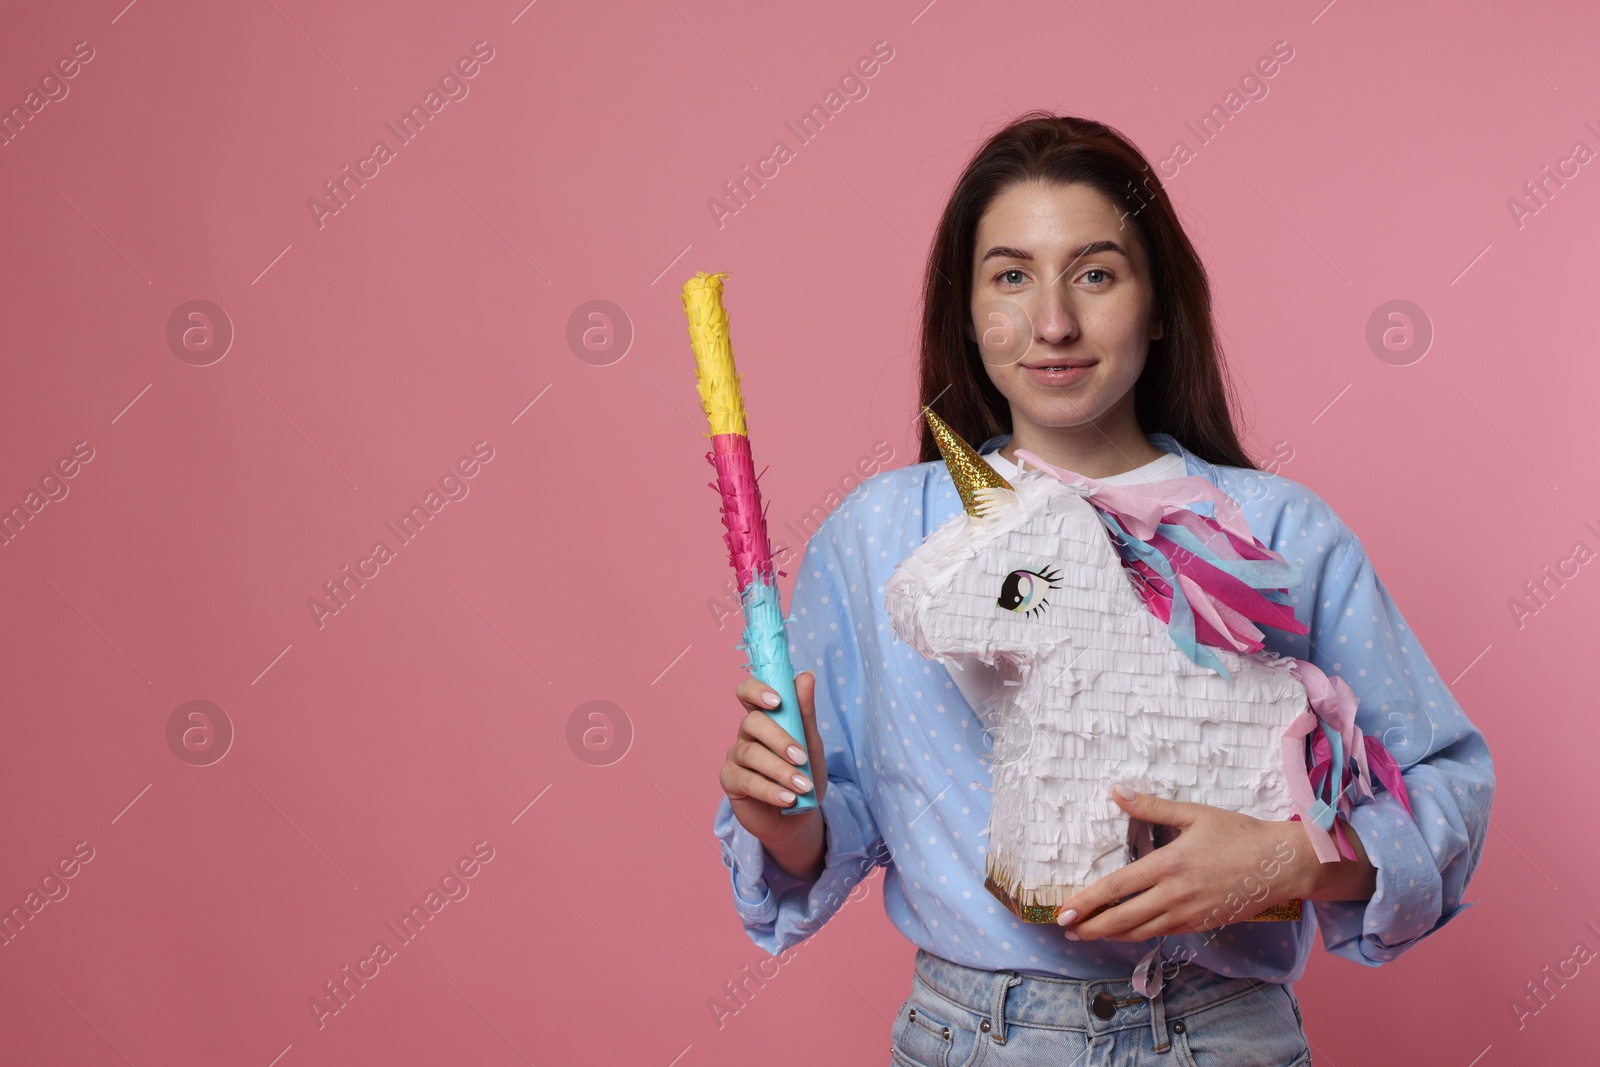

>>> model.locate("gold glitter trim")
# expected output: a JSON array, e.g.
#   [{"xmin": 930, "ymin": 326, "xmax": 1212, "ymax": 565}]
[
  {"xmin": 924, "ymin": 407, "xmax": 1012, "ymax": 518},
  {"xmin": 1246, "ymin": 899, "xmax": 1304, "ymax": 922}
]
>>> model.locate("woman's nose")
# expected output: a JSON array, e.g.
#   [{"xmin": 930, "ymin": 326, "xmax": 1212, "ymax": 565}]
[{"xmin": 1031, "ymin": 288, "xmax": 1078, "ymax": 345}]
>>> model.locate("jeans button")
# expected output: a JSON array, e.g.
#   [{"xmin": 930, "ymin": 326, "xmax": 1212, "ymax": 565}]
[
  {"xmin": 1091, "ymin": 992, "xmax": 1117, "ymax": 1020},
  {"xmin": 1173, "ymin": 1021, "xmax": 1186, "ymax": 1034},
  {"xmin": 979, "ymin": 1020, "xmax": 991, "ymax": 1033}
]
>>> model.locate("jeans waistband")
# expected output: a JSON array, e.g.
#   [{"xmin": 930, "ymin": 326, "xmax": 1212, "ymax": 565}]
[{"xmin": 912, "ymin": 948, "xmax": 1289, "ymax": 1052}]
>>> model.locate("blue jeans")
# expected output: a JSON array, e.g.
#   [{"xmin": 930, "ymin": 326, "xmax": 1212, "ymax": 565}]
[{"xmin": 890, "ymin": 948, "xmax": 1311, "ymax": 1067}]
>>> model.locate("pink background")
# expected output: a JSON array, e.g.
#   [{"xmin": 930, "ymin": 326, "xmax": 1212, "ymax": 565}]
[{"xmin": 0, "ymin": 0, "xmax": 1592, "ymax": 1062}]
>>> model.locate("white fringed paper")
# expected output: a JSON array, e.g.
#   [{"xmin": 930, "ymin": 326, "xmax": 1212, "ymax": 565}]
[{"xmin": 885, "ymin": 471, "xmax": 1309, "ymax": 923}]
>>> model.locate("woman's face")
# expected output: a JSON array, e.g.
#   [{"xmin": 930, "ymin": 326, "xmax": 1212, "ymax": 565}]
[{"xmin": 967, "ymin": 180, "xmax": 1163, "ymax": 437}]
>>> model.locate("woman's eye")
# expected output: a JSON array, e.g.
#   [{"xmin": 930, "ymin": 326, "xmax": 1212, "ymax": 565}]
[
  {"xmin": 1081, "ymin": 268, "xmax": 1111, "ymax": 285},
  {"xmin": 998, "ymin": 567, "xmax": 1060, "ymax": 616},
  {"xmin": 998, "ymin": 268, "xmax": 1026, "ymax": 286}
]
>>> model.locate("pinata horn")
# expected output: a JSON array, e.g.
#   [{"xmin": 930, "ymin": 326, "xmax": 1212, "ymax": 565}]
[{"xmin": 924, "ymin": 407, "xmax": 1012, "ymax": 518}]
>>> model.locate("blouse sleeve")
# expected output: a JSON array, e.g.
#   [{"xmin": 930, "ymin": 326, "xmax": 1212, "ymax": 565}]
[
  {"xmin": 711, "ymin": 527, "xmax": 890, "ymax": 955},
  {"xmin": 1300, "ymin": 523, "xmax": 1495, "ymax": 966}
]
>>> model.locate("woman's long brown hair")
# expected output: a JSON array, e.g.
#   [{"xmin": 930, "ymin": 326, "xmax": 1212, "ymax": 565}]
[{"xmin": 916, "ymin": 111, "xmax": 1258, "ymax": 471}]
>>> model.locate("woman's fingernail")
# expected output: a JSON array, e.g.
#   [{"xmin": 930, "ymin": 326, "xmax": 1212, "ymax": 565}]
[
  {"xmin": 762, "ymin": 691, "xmax": 781, "ymax": 708},
  {"xmin": 787, "ymin": 745, "xmax": 806, "ymax": 764},
  {"xmin": 1065, "ymin": 929, "xmax": 1081, "ymax": 941},
  {"xmin": 1114, "ymin": 784, "xmax": 1136, "ymax": 801},
  {"xmin": 1057, "ymin": 908, "xmax": 1078, "ymax": 927},
  {"xmin": 792, "ymin": 774, "xmax": 812, "ymax": 792},
  {"xmin": 776, "ymin": 789, "xmax": 796, "ymax": 804}
]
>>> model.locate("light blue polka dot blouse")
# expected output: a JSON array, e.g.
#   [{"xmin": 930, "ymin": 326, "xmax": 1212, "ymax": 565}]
[{"xmin": 712, "ymin": 431, "xmax": 1495, "ymax": 983}]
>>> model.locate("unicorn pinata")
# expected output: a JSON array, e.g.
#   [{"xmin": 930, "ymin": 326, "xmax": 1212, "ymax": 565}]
[{"xmin": 883, "ymin": 409, "xmax": 1415, "ymax": 929}]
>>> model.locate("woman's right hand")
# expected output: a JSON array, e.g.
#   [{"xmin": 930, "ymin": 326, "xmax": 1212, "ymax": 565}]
[{"xmin": 719, "ymin": 671, "xmax": 828, "ymax": 879}]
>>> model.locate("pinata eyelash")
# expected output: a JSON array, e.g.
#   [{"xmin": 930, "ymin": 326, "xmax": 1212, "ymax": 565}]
[{"xmin": 998, "ymin": 566, "xmax": 1061, "ymax": 617}]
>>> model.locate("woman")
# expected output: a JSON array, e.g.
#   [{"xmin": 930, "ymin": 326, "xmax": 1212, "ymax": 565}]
[{"xmin": 711, "ymin": 112, "xmax": 1493, "ymax": 1065}]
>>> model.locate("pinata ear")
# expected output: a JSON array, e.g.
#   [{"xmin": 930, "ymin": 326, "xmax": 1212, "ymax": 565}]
[{"xmin": 924, "ymin": 407, "xmax": 1013, "ymax": 520}]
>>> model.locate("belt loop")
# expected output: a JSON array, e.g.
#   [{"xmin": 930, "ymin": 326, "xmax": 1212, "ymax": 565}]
[
  {"xmin": 988, "ymin": 972, "xmax": 1023, "ymax": 1045},
  {"xmin": 1148, "ymin": 978, "xmax": 1170, "ymax": 1053}
]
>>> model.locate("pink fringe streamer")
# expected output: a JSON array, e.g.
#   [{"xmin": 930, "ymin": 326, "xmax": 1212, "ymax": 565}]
[
  {"xmin": 1282, "ymin": 659, "xmax": 1414, "ymax": 864},
  {"xmin": 708, "ymin": 433, "xmax": 776, "ymax": 591}
]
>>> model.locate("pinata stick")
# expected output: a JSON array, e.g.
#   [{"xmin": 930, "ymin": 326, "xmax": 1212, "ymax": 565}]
[{"xmin": 681, "ymin": 271, "xmax": 818, "ymax": 816}]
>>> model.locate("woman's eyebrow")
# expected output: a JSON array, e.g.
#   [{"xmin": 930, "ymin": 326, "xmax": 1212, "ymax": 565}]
[{"xmin": 979, "ymin": 240, "xmax": 1130, "ymax": 264}]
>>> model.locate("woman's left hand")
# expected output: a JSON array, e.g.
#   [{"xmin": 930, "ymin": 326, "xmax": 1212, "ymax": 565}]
[{"xmin": 1056, "ymin": 786, "xmax": 1324, "ymax": 942}]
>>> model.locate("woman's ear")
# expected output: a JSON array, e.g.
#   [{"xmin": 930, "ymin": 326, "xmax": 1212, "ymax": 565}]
[{"xmin": 1148, "ymin": 308, "xmax": 1164, "ymax": 342}]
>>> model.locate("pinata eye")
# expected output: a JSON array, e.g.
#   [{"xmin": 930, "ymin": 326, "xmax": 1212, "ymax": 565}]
[{"xmin": 998, "ymin": 567, "xmax": 1060, "ymax": 617}]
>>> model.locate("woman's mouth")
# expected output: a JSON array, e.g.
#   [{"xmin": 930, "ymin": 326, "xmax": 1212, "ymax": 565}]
[{"xmin": 1023, "ymin": 361, "xmax": 1095, "ymax": 386}]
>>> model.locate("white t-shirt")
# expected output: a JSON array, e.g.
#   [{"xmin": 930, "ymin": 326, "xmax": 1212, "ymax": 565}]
[
  {"xmin": 979, "ymin": 446, "xmax": 1187, "ymax": 486},
  {"xmin": 942, "ymin": 446, "xmax": 1189, "ymax": 713}
]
